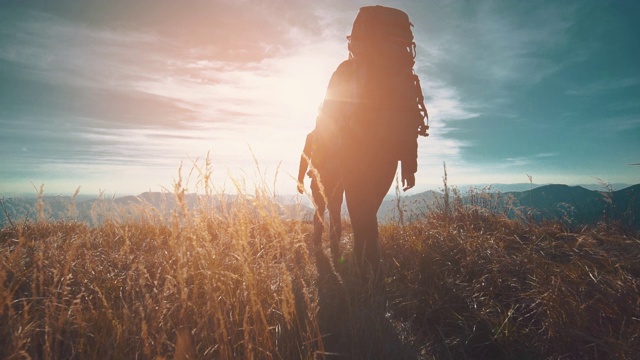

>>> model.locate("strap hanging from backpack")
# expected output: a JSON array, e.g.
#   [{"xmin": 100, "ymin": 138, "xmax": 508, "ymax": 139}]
[{"xmin": 413, "ymin": 73, "xmax": 429, "ymax": 137}]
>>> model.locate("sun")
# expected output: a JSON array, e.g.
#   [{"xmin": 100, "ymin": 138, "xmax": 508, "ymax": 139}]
[
  {"xmin": 279, "ymin": 64, "xmax": 330, "ymax": 122},
  {"xmin": 263, "ymin": 50, "xmax": 340, "ymax": 129}
]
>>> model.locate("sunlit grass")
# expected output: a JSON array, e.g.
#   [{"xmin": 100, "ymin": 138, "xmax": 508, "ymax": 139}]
[
  {"xmin": 382, "ymin": 207, "xmax": 640, "ymax": 359},
  {"xmin": 1, "ymin": 161, "xmax": 639, "ymax": 359}
]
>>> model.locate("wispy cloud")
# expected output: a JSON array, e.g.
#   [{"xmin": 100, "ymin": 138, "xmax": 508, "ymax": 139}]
[
  {"xmin": 503, "ymin": 153, "xmax": 558, "ymax": 168},
  {"xmin": 600, "ymin": 115, "xmax": 640, "ymax": 133},
  {"xmin": 131, "ymin": 40, "xmax": 343, "ymax": 129},
  {"xmin": 0, "ymin": 12, "xmax": 164, "ymax": 89},
  {"xmin": 423, "ymin": 2, "xmax": 577, "ymax": 88},
  {"xmin": 565, "ymin": 77, "xmax": 640, "ymax": 96},
  {"xmin": 424, "ymin": 81, "xmax": 480, "ymax": 123}
]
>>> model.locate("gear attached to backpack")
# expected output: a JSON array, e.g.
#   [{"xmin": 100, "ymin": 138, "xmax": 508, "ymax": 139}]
[{"xmin": 347, "ymin": 5, "xmax": 429, "ymax": 137}]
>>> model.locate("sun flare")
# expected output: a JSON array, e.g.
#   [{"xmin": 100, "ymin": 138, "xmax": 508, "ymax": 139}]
[{"xmin": 264, "ymin": 54, "xmax": 336, "ymax": 128}]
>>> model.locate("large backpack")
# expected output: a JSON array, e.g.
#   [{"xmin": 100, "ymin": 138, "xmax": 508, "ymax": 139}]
[{"xmin": 347, "ymin": 5, "xmax": 429, "ymax": 139}]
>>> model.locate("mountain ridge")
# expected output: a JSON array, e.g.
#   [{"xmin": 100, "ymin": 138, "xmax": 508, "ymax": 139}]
[{"xmin": 1, "ymin": 184, "xmax": 638, "ymax": 229}]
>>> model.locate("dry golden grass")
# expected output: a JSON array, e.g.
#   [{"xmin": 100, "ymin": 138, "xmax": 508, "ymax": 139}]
[
  {"xmin": 1, "ymin": 168, "xmax": 639, "ymax": 359},
  {"xmin": 382, "ymin": 209, "xmax": 640, "ymax": 359},
  {"xmin": 0, "ymin": 207, "xmax": 320, "ymax": 358}
]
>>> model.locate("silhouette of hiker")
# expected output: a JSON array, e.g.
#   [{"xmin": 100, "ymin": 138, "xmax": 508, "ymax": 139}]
[
  {"xmin": 314, "ymin": 7, "xmax": 425, "ymax": 283},
  {"xmin": 297, "ymin": 129, "xmax": 344, "ymax": 262}
]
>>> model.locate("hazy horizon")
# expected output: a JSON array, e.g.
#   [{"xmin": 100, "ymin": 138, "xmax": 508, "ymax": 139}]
[
  {"xmin": 1, "ymin": 1, "xmax": 639, "ymax": 195},
  {"xmin": 2, "ymin": 181, "xmax": 637, "ymax": 199}
]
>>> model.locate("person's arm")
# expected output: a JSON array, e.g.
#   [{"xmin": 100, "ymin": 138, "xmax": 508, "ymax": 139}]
[
  {"xmin": 297, "ymin": 154, "xmax": 308, "ymax": 194},
  {"xmin": 401, "ymin": 137, "xmax": 418, "ymax": 191},
  {"xmin": 297, "ymin": 134, "xmax": 313, "ymax": 193}
]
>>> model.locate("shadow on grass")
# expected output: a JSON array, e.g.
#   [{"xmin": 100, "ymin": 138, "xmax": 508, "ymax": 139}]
[{"xmin": 312, "ymin": 248, "xmax": 418, "ymax": 359}]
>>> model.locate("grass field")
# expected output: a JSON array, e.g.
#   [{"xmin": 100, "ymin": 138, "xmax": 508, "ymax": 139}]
[{"xmin": 1, "ymin": 173, "xmax": 639, "ymax": 359}]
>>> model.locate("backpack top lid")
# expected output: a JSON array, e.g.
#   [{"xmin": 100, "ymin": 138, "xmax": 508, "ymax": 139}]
[{"xmin": 348, "ymin": 5, "xmax": 414, "ymax": 44}]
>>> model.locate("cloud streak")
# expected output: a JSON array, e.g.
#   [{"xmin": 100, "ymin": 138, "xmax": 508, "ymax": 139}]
[{"xmin": 565, "ymin": 77, "xmax": 640, "ymax": 96}]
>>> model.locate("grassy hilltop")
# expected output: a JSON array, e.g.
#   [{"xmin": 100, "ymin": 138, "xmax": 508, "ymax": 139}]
[{"xmin": 1, "ymin": 178, "xmax": 639, "ymax": 359}]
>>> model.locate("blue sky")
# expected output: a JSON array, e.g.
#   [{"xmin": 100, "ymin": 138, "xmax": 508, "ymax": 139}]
[{"xmin": 1, "ymin": 0, "xmax": 639, "ymax": 196}]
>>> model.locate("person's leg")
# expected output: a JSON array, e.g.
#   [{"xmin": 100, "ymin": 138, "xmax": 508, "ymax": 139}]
[
  {"xmin": 310, "ymin": 177, "xmax": 327, "ymax": 248},
  {"xmin": 327, "ymin": 180, "xmax": 344, "ymax": 263},
  {"xmin": 342, "ymin": 147, "xmax": 398, "ymax": 278}
]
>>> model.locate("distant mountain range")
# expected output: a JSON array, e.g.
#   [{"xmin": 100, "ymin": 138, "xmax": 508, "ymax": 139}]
[
  {"xmin": 451, "ymin": 183, "xmax": 632, "ymax": 192},
  {"xmin": 0, "ymin": 192, "xmax": 311, "ymax": 227},
  {"xmin": 506, "ymin": 184, "xmax": 640, "ymax": 229},
  {"xmin": 1, "ymin": 184, "xmax": 639, "ymax": 229}
]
